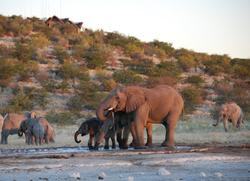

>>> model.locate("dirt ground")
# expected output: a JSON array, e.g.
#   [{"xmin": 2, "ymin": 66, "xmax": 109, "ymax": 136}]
[
  {"xmin": 0, "ymin": 145, "xmax": 250, "ymax": 181},
  {"xmin": 0, "ymin": 120, "xmax": 249, "ymax": 181}
]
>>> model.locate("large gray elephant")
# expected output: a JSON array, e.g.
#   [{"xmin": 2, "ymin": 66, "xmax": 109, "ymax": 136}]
[
  {"xmin": 18, "ymin": 118, "xmax": 45, "ymax": 145},
  {"xmin": 96, "ymin": 85, "xmax": 184, "ymax": 149},
  {"xmin": 213, "ymin": 102, "xmax": 244, "ymax": 132}
]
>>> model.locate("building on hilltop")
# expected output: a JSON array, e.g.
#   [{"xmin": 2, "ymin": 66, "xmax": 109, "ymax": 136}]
[{"xmin": 45, "ymin": 16, "xmax": 84, "ymax": 33}]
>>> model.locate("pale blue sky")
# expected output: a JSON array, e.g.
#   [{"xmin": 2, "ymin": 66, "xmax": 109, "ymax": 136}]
[{"xmin": 1, "ymin": 0, "xmax": 250, "ymax": 58}]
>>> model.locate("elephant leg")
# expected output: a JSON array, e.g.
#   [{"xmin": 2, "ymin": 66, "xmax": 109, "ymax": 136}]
[
  {"xmin": 134, "ymin": 120, "xmax": 146, "ymax": 148},
  {"xmin": 39, "ymin": 137, "xmax": 42, "ymax": 145},
  {"xmin": 88, "ymin": 134, "xmax": 94, "ymax": 149},
  {"xmin": 111, "ymin": 135, "xmax": 116, "ymax": 149},
  {"xmin": 165, "ymin": 113, "xmax": 179, "ymax": 149},
  {"xmin": 1, "ymin": 130, "xmax": 7, "ymax": 144},
  {"xmin": 104, "ymin": 136, "xmax": 109, "ymax": 150},
  {"xmin": 145, "ymin": 123, "xmax": 153, "ymax": 147},
  {"xmin": 161, "ymin": 121, "xmax": 169, "ymax": 147},
  {"xmin": 213, "ymin": 119, "xmax": 219, "ymax": 127},
  {"xmin": 223, "ymin": 119, "xmax": 228, "ymax": 132},
  {"xmin": 116, "ymin": 129, "xmax": 123, "ymax": 148},
  {"xmin": 44, "ymin": 134, "xmax": 48, "ymax": 144},
  {"xmin": 130, "ymin": 122, "xmax": 138, "ymax": 147},
  {"xmin": 121, "ymin": 125, "xmax": 130, "ymax": 149},
  {"xmin": 35, "ymin": 136, "xmax": 38, "ymax": 145}
]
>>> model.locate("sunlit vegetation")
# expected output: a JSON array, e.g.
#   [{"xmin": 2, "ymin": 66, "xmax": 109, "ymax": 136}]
[{"xmin": 0, "ymin": 15, "xmax": 249, "ymax": 119}]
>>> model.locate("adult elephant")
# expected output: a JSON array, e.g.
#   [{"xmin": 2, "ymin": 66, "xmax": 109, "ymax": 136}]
[
  {"xmin": 213, "ymin": 102, "xmax": 244, "ymax": 132},
  {"xmin": 96, "ymin": 85, "xmax": 184, "ymax": 149},
  {"xmin": 1, "ymin": 113, "xmax": 27, "ymax": 144}
]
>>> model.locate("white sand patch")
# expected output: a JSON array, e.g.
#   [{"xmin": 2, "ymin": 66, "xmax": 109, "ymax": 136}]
[
  {"xmin": 141, "ymin": 155, "xmax": 245, "ymax": 166},
  {"xmin": 77, "ymin": 161, "xmax": 132, "ymax": 167},
  {"xmin": 158, "ymin": 168, "xmax": 171, "ymax": 176}
]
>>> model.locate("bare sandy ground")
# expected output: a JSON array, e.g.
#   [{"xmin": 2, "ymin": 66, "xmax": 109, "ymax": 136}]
[
  {"xmin": 0, "ymin": 119, "xmax": 249, "ymax": 181},
  {"xmin": 0, "ymin": 145, "xmax": 249, "ymax": 181}
]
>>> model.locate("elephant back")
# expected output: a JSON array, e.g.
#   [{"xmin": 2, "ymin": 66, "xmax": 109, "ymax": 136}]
[{"xmin": 2, "ymin": 113, "xmax": 26, "ymax": 130}]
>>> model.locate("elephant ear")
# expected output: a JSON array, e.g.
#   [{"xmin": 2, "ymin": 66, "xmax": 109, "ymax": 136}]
[{"xmin": 124, "ymin": 86, "xmax": 146, "ymax": 113}]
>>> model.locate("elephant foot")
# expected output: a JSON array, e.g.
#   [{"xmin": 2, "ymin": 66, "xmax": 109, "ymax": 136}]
[
  {"xmin": 129, "ymin": 141, "xmax": 135, "ymax": 147},
  {"xmin": 112, "ymin": 145, "xmax": 116, "ymax": 149},
  {"xmin": 161, "ymin": 141, "xmax": 168, "ymax": 147},
  {"xmin": 145, "ymin": 142, "xmax": 153, "ymax": 147},
  {"xmin": 104, "ymin": 145, "xmax": 109, "ymax": 150},
  {"xmin": 88, "ymin": 145, "xmax": 94, "ymax": 150},
  {"xmin": 119, "ymin": 144, "xmax": 128, "ymax": 149},
  {"xmin": 165, "ymin": 145, "xmax": 176, "ymax": 151},
  {"xmin": 92, "ymin": 146, "xmax": 99, "ymax": 150}
]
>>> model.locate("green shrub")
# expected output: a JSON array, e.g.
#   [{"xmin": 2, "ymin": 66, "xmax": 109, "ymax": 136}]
[
  {"xmin": 67, "ymin": 95, "xmax": 83, "ymax": 112},
  {"xmin": 84, "ymin": 44, "xmax": 111, "ymax": 69},
  {"xmin": 0, "ymin": 58, "xmax": 18, "ymax": 80},
  {"xmin": 45, "ymin": 111, "xmax": 76, "ymax": 125},
  {"xmin": 58, "ymin": 60, "xmax": 82, "ymax": 80},
  {"xmin": 186, "ymin": 75, "xmax": 204, "ymax": 87},
  {"xmin": 203, "ymin": 54, "xmax": 232, "ymax": 75},
  {"xmin": 148, "ymin": 40, "xmax": 174, "ymax": 57},
  {"xmin": 7, "ymin": 88, "xmax": 33, "ymax": 112},
  {"xmin": 14, "ymin": 40, "xmax": 35, "ymax": 62},
  {"xmin": 113, "ymin": 70, "xmax": 143, "ymax": 85},
  {"xmin": 30, "ymin": 33, "xmax": 50, "ymax": 49},
  {"xmin": 146, "ymin": 76, "xmax": 177, "ymax": 88},
  {"xmin": 181, "ymin": 86, "xmax": 203, "ymax": 113},
  {"xmin": 152, "ymin": 61, "xmax": 181, "ymax": 78},
  {"xmin": 53, "ymin": 45, "xmax": 70, "ymax": 64}
]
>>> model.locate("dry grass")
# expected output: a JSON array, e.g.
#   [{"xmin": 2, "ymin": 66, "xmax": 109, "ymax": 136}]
[{"xmin": 0, "ymin": 116, "xmax": 249, "ymax": 149}]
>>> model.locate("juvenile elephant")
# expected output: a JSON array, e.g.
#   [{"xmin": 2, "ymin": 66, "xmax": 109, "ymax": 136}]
[
  {"xmin": 74, "ymin": 117, "xmax": 116, "ymax": 149},
  {"xmin": 18, "ymin": 118, "xmax": 45, "ymax": 145},
  {"xmin": 37, "ymin": 117, "xmax": 55, "ymax": 143},
  {"xmin": 95, "ymin": 111, "xmax": 152, "ymax": 149},
  {"xmin": 1, "ymin": 113, "xmax": 27, "ymax": 144},
  {"xmin": 213, "ymin": 102, "xmax": 244, "ymax": 132},
  {"xmin": 96, "ymin": 85, "xmax": 184, "ymax": 149}
]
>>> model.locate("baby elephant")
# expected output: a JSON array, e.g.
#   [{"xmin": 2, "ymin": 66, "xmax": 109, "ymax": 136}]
[
  {"xmin": 18, "ymin": 118, "xmax": 45, "ymax": 145},
  {"xmin": 213, "ymin": 102, "xmax": 244, "ymax": 132},
  {"xmin": 74, "ymin": 117, "xmax": 115, "ymax": 150}
]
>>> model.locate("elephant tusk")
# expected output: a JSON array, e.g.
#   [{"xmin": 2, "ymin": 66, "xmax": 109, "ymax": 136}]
[{"xmin": 108, "ymin": 107, "xmax": 114, "ymax": 111}]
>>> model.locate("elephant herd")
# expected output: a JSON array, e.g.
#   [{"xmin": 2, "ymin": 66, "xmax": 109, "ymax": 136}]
[
  {"xmin": 0, "ymin": 85, "xmax": 244, "ymax": 149},
  {"xmin": 0, "ymin": 112, "xmax": 55, "ymax": 145},
  {"xmin": 74, "ymin": 85, "xmax": 245, "ymax": 150}
]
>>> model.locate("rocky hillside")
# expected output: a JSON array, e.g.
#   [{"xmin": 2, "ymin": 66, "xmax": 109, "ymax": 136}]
[{"xmin": 0, "ymin": 15, "xmax": 249, "ymax": 124}]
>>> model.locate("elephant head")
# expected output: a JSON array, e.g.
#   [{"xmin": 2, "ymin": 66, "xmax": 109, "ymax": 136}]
[
  {"xmin": 18, "ymin": 120, "xmax": 28, "ymax": 137},
  {"xmin": 74, "ymin": 122, "xmax": 90, "ymax": 143},
  {"xmin": 96, "ymin": 86, "xmax": 146, "ymax": 121}
]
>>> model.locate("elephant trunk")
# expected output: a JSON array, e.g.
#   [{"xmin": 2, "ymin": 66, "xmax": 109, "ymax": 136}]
[
  {"xmin": 18, "ymin": 129, "xmax": 23, "ymax": 137},
  {"xmin": 96, "ymin": 103, "xmax": 109, "ymax": 122},
  {"xmin": 74, "ymin": 131, "xmax": 81, "ymax": 143}
]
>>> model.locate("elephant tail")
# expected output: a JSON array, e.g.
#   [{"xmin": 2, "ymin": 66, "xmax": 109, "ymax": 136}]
[{"xmin": 181, "ymin": 107, "xmax": 185, "ymax": 121}]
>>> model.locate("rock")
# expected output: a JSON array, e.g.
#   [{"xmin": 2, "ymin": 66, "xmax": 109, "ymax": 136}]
[
  {"xmin": 200, "ymin": 172, "xmax": 206, "ymax": 177},
  {"xmin": 69, "ymin": 172, "xmax": 80, "ymax": 180},
  {"xmin": 98, "ymin": 172, "xmax": 107, "ymax": 180},
  {"xmin": 158, "ymin": 167, "xmax": 171, "ymax": 176},
  {"xmin": 215, "ymin": 172, "xmax": 223, "ymax": 178},
  {"xmin": 128, "ymin": 176, "xmax": 134, "ymax": 181}
]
